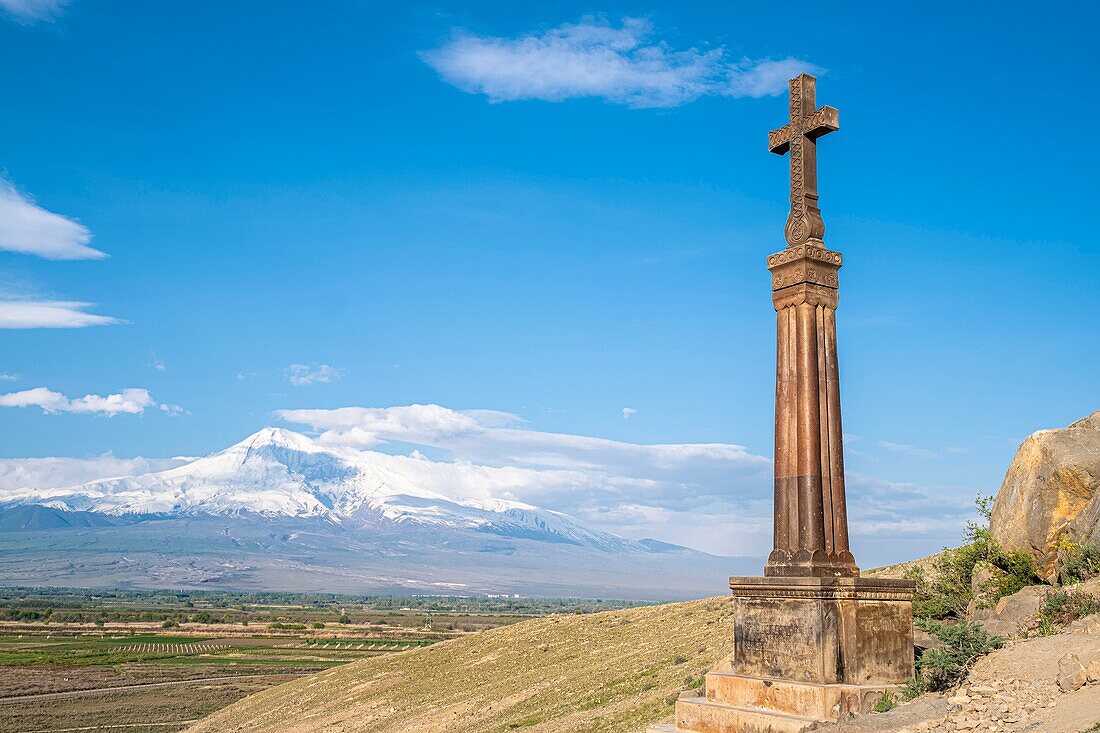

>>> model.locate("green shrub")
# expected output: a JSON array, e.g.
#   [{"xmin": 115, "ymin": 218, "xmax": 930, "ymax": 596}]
[
  {"xmin": 162, "ymin": 619, "xmax": 179, "ymax": 629},
  {"xmin": 1038, "ymin": 590, "xmax": 1100, "ymax": 635},
  {"xmin": 872, "ymin": 691, "xmax": 896, "ymax": 712},
  {"xmin": 683, "ymin": 675, "xmax": 705, "ymax": 692},
  {"xmin": 899, "ymin": 677, "xmax": 926, "ymax": 701},
  {"xmin": 311, "ymin": 622, "xmax": 326, "ymax": 629},
  {"xmin": 913, "ymin": 619, "xmax": 1003, "ymax": 691},
  {"xmin": 907, "ymin": 495, "xmax": 1040, "ymax": 620},
  {"xmin": 1058, "ymin": 540, "xmax": 1100, "ymax": 584}
]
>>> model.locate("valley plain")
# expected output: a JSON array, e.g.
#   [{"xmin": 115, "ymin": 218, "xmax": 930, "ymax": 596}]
[{"xmin": 0, "ymin": 587, "xmax": 638, "ymax": 732}]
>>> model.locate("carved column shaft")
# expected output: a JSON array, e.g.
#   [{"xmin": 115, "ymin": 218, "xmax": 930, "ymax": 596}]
[{"xmin": 765, "ymin": 241, "xmax": 857, "ymax": 578}]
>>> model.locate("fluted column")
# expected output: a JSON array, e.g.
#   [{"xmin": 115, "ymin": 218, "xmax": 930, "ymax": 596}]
[{"xmin": 765, "ymin": 240, "xmax": 858, "ymax": 578}]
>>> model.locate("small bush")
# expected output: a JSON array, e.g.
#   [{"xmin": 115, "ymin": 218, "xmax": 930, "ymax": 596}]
[
  {"xmin": 907, "ymin": 495, "xmax": 1040, "ymax": 621},
  {"xmin": 683, "ymin": 675, "xmax": 705, "ymax": 691},
  {"xmin": 914, "ymin": 619, "xmax": 1003, "ymax": 691},
  {"xmin": 311, "ymin": 622, "xmax": 326, "ymax": 629},
  {"xmin": 872, "ymin": 691, "xmax": 896, "ymax": 712},
  {"xmin": 162, "ymin": 619, "xmax": 179, "ymax": 629},
  {"xmin": 1038, "ymin": 590, "xmax": 1100, "ymax": 635},
  {"xmin": 1058, "ymin": 540, "xmax": 1100, "ymax": 584},
  {"xmin": 899, "ymin": 677, "xmax": 926, "ymax": 701}
]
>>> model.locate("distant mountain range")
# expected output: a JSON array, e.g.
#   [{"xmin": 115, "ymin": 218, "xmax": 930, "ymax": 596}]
[{"xmin": 0, "ymin": 429, "xmax": 757, "ymax": 599}]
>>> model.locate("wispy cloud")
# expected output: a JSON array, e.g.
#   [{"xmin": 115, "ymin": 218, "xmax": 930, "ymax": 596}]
[
  {"xmin": 277, "ymin": 403, "xmax": 771, "ymax": 554},
  {"xmin": 272, "ymin": 403, "xmax": 975, "ymax": 558},
  {"xmin": 0, "ymin": 373, "xmax": 18, "ymax": 382},
  {"xmin": 287, "ymin": 363, "xmax": 343, "ymax": 387},
  {"xmin": 277, "ymin": 403, "xmax": 763, "ymax": 477},
  {"xmin": 420, "ymin": 16, "xmax": 820, "ymax": 109},
  {"xmin": 877, "ymin": 440, "xmax": 937, "ymax": 459},
  {"xmin": 0, "ymin": 180, "xmax": 105, "ymax": 259},
  {"xmin": 622, "ymin": 407, "xmax": 637, "ymax": 420},
  {"xmin": 0, "ymin": 454, "xmax": 190, "ymax": 492},
  {"xmin": 0, "ymin": 0, "xmax": 65, "ymax": 24},
  {"xmin": 0, "ymin": 300, "xmax": 121, "ymax": 329},
  {"xmin": 0, "ymin": 387, "xmax": 173, "ymax": 417}
]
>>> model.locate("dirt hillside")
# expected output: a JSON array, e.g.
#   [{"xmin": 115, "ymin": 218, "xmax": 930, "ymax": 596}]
[{"xmin": 187, "ymin": 597, "xmax": 734, "ymax": 733}]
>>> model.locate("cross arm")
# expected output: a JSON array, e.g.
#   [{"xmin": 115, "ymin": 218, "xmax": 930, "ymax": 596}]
[
  {"xmin": 768, "ymin": 123, "xmax": 796, "ymax": 155},
  {"xmin": 804, "ymin": 106, "xmax": 839, "ymax": 140}
]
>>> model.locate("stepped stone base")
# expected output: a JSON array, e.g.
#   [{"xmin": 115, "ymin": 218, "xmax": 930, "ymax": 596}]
[{"xmin": 648, "ymin": 576, "xmax": 914, "ymax": 733}]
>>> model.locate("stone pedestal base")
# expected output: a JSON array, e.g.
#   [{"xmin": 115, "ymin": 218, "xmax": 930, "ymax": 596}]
[{"xmin": 648, "ymin": 576, "xmax": 915, "ymax": 733}]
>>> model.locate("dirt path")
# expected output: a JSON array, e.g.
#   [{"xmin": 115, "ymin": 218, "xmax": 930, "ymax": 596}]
[
  {"xmin": 814, "ymin": 616, "xmax": 1100, "ymax": 732},
  {"xmin": 23, "ymin": 723, "xmax": 199, "ymax": 732}
]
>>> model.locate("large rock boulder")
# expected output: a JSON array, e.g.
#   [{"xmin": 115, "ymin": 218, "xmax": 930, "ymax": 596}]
[
  {"xmin": 969, "ymin": 584, "xmax": 1047, "ymax": 637},
  {"xmin": 989, "ymin": 411, "xmax": 1100, "ymax": 582}
]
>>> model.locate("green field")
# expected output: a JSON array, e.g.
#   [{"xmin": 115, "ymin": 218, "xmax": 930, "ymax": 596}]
[
  {"xmin": 0, "ymin": 630, "xmax": 422, "ymax": 732},
  {"xmin": 0, "ymin": 587, "xmax": 644, "ymax": 731}
]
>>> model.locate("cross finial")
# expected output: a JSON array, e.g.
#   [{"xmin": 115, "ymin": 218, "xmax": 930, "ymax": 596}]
[{"xmin": 769, "ymin": 74, "xmax": 839, "ymax": 248}]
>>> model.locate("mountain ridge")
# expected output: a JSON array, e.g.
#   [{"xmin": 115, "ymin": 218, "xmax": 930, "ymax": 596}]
[
  {"xmin": 0, "ymin": 428, "xmax": 758, "ymax": 598},
  {"xmin": 2, "ymin": 427, "xmax": 645, "ymax": 553}
]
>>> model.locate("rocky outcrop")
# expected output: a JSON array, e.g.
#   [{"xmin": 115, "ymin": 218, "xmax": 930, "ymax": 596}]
[
  {"xmin": 969, "ymin": 584, "xmax": 1046, "ymax": 638},
  {"xmin": 989, "ymin": 411, "xmax": 1100, "ymax": 582}
]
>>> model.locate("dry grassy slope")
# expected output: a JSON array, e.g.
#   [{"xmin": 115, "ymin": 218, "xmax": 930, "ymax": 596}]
[
  {"xmin": 187, "ymin": 597, "xmax": 734, "ymax": 733},
  {"xmin": 865, "ymin": 551, "xmax": 945, "ymax": 580}
]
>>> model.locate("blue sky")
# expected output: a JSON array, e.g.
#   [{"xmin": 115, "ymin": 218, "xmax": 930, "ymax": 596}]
[{"xmin": 0, "ymin": 1, "xmax": 1096, "ymax": 564}]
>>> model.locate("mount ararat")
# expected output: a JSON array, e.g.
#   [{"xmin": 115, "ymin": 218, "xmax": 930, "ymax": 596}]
[{"xmin": 0, "ymin": 428, "xmax": 755, "ymax": 598}]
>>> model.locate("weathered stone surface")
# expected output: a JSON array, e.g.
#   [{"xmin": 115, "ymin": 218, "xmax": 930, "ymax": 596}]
[
  {"xmin": 969, "ymin": 584, "xmax": 1046, "ymax": 637},
  {"xmin": 670, "ymin": 697, "xmax": 816, "ymax": 733},
  {"xmin": 989, "ymin": 411, "xmax": 1100, "ymax": 582},
  {"xmin": 728, "ymin": 577, "xmax": 914, "ymax": 686},
  {"xmin": 1055, "ymin": 652, "xmax": 1086, "ymax": 691},
  {"xmin": 704, "ymin": 671, "xmax": 897, "ymax": 718}
]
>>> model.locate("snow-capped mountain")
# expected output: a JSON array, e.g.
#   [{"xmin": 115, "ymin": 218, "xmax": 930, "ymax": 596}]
[
  {"xmin": 1, "ymin": 428, "xmax": 636, "ymax": 552},
  {"xmin": 0, "ymin": 428, "xmax": 759, "ymax": 598}
]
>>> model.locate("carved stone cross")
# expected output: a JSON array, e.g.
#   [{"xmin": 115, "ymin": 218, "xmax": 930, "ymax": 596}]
[
  {"xmin": 764, "ymin": 74, "xmax": 856, "ymax": 579},
  {"xmin": 768, "ymin": 74, "xmax": 839, "ymax": 248}
]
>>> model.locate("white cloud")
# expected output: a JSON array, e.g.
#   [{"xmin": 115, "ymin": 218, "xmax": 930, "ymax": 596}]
[
  {"xmin": 0, "ymin": 300, "xmax": 121, "ymax": 329},
  {"xmin": 287, "ymin": 363, "xmax": 343, "ymax": 387},
  {"xmin": 274, "ymin": 403, "xmax": 977, "ymax": 559},
  {"xmin": 420, "ymin": 17, "xmax": 821, "ymax": 108},
  {"xmin": 277, "ymin": 403, "xmax": 762, "ymax": 478},
  {"xmin": 0, "ymin": 387, "xmax": 171, "ymax": 417},
  {"xmin": 0, "ymin": 454, "xmax": 189, "ymax": 493},
  {"xmin": 877, "ymin": 440, "xmax": 937, "ymax": 459},
  {"xmin": 0, "ymin": 181, "xmax": 105, "ymax": 259},
  {"xmin": 622, "ymin": 407, "xmax": 637, "ymax": 420},
  {"xmin": 0, "ymin": 373, "xmax": 17, "ymax": 381},
  {"xmin": 0, "ymin": 0, "xmax": 65, "ymax": 23}
]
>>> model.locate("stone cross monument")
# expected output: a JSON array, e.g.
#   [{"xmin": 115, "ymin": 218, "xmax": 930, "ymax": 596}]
[
  {"xmin": 649, "ymin": 74, "xmax": 915, "ymax": 733},
  {"xmin": 764, "ymin": 73, "xmax": 857, "ymax": 579}
]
